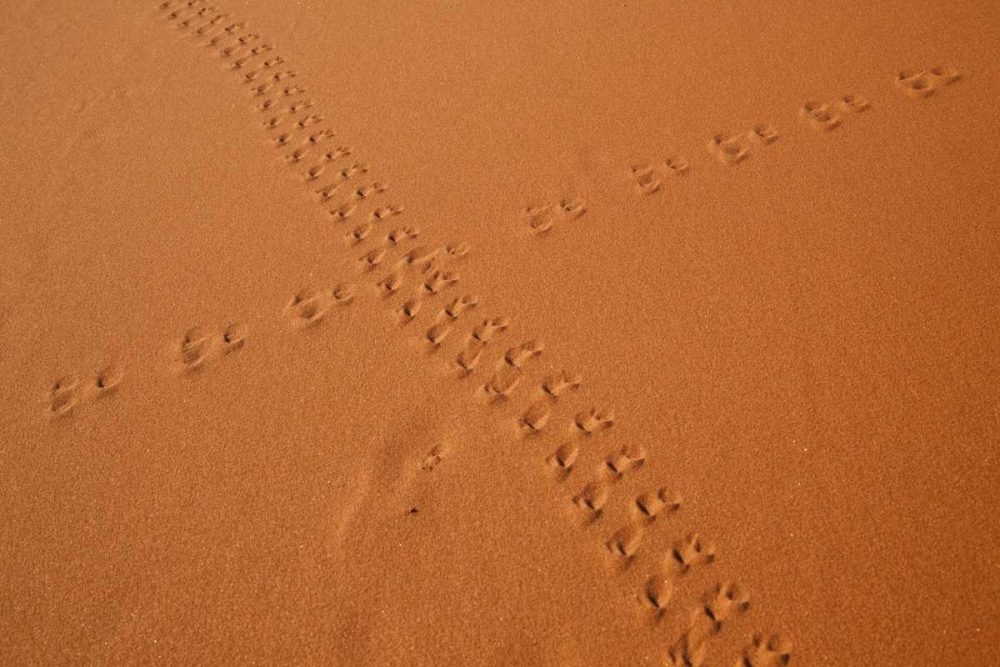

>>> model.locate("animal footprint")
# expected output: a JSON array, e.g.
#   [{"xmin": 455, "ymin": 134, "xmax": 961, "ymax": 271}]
[
  {"xmin": 525, "ymin": 198, "xmax": 586, "ymax": 234},
  {"xmin": 896, "ymin": 66, "xmax": 961, "ymax": 98},
  {"xmin": 48, "ymin": 377, "xmax": 83, "ymax": 418},
  {"xmin": 838, "ymin": 94, "xmax": 871, "ymax": 113},
  {"xmin": 702, "ymin": 582, "xmax": 751, "ymax": 630},
  {"xmin": 504, "ymin": 340, "xmax": 544, "ymax": 368},
  {"xmin": 574, "ymin": 480, "xmax": 610, "ymax": 516},
  {"xmin": 670, "ymin": 533, "xmax": 716, "ymax": 573},
  {"xmin": 443, "ymin": 294, "xmax": 478, "ymax": 319},
  {"xmin": 484, "ymin": 367, "xmax": 521, "ymax": 399},
  {"xmin": 472, "ymin": 317, "xmax": 510, "ymax": 343},
  {"xmin": 643, "ymin": 575, "xmax": 674, "ymax": 612},
  {"xmin": 738, "ymin": 633, "xmax": 793, "ymax": 667},
  {"xmin": 456, "ymin": 339, "xmax": 485, "ymax": 373},
  {"xmin": 575, "ymin": 407, "xmax": 615, "ymax": 435},
  {"xmin": 377, "ymin": 270, "xmax": 405, "ymax": 296},
  {"xmin": 542, "ymin": 370, "xmax": 582, "ymax": 398},
  {"xmin": 607, "ymin": 524, "xmax": 644, "ymax": 559},
  {"xmin": 425, "ymin": 321, "xmax": 453, "ymax": 348},
  {"xmin": 750, "ymin": 124, "xmax": 780, "ymax": 145},
  {"xmin": 285, "ymin": 289, "xmax": 329, "ymax": 328},
  {"xmin": 177, "ymin": 326, "xmax": 212, "ymax": 371},
  {"xmin": 387, "ymin": 225, "xmax": 420, "ymax": 246},
  {"xmin": 630, "ymin": 164, "xmax": 663, "ymax": 195},
  {"xmin": 420, "ymin": 446, "xmax": 444, "ymax": 472},
  {"xmin": 707, "ymin": 133, "xmax": 749, "ymax": 165},
  {"xmin": 421, "ymin": 267, "xmax": 459, "ymax": 295},
  {"xmin": 799, "ymin": 102, "xmax": 842, "ymax": 132},
  {"xmin": 631, "ymin": 159, "xmax": 689, "ymax": 195},
  {"xmin": 526, "ymin": 205, "xmax": 555, "ymax": 233},
  {"xmin": 370, "ymin": 204, "xmax": 404, "ymax": 222},
  {"xmin": 520, "ymin": 402, "xmax": 551, "ymax": 433},
  {"xmin": 606, "ymin": 443, "xmax": 645, "ymax": 476},
  {"xmin": 547, "ymin": 442, "xmax": 580, "ymax": 472},
  {"xmin": 635, "ymin": 487, "xmax": 682, "ymax": 519},
  {"xmin": 398, "ymin": 296, "xmax": 422, "ymax": 323}
]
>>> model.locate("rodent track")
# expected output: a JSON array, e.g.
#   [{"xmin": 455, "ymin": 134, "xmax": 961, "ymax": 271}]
[
  {"xmin": 896, "ymin": 66, "xmax": 961, "ymax": 99},
  {"xmin": 525, "ymin": 198, "xmax": 587, "ymax": 235},
  {"xmin": 47, "ymin": 365, "xmax": 123, "ymax": 419},
  {"xmin": 153, "ymin": 1, "xmax": 798, "ymax": 660},
  {"xmin": 173, "ymin": 322, "xmax": 248, "ymax": 373}
]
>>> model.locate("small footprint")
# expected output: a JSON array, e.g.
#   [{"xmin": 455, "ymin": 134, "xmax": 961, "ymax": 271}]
[
  {"xmin": 706, "ymin": 133, "xmax": 749, "ymax": 165},
  {"xmin": 471, "ymin": 317, "xmax": 510, "ymax": 343},
  {"xmin": 670, "ymin": 533, "xmax": 716, "ymax": 573},
  {"xmin": 575, "ymin": 407, "xmax": 615, "ymax": 435},
  {"xmin": 425, "ymin": 321, "xmax": 453, "ymax": 348},
  {"xmin": 896, "ymin": 66, "xmax": 961, "ymax": 98},
  {"xmin": 520, "ymin": 402, "xmax": 551, "ymax": 433},
  {"xmin": 635, "ymin": 487, "xmax": 682, "ymax": 519},
  {"xmin": 738, "ymin": 633, "xmax": 793, "ymax": 667},
  {"xmin": 607, "ymin": 523, "xmax": 644, "ymax": 559},
  {"xmin": 484, "ymin": 367, "xmax": 521, "ymax": 400},
  {"xmin": 702, "ymin": 582, "xmax": 751, "ymax": 630},
  {"xmin": 455, "ymin": 339, "xmax": 485, "ymax": 373},
  {"xmin": 444, "ymin": 294, "xmax": 478, "ymax": 319},
  {"xmin": 750, "ymin": 124, "xmax": 780, "ymax": 145},
  {"xmin": 285, "ymin": 289, "xmax": 329, "ymax": 328},
  {"xmin": 48, "ymin": 377, "xmax": 82, "ymax": 419},
  {"xmin": 504, "ymin": 340, "xmax": 544, "ymax": 368},
  {"xmin": 421, "ymin": 267, "xmax": 458, "ymax": 295},
  {"xmin": 799, "ymin": 102, "xmax": 842, "ymax": 132},
  {"xmin": 542, "ymin": 370, "xmax": 582, "ymax": 398},
  {"xmin": 547, "ymin": 442, "xmax": 580, "ymax": 472},
  {"xmin": 643, "ymin": 575, "xmax": 674, "ymax": 615},
  {"xmin": 574, "ymin": 480, "xmax": 610, "ymax": 516},
  {"xmin": 606, "ymin": 443, "xmax": 645, "ymax": 476},
  {"xmin": 387, "ymin": 225, "xmax": 420, "ymax": 246},
  {"xmin": 420, "ymin": 446, "xmax": 444, "ymax": 472}
]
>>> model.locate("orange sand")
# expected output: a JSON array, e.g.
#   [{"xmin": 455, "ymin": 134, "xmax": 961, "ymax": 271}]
[{"xmin": 1, "ymin": 1, "xmax": 998, "ymax": 664}]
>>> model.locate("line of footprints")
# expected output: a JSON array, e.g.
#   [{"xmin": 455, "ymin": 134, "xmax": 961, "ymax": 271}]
[
  {"xmin": 532, "ymin": 63, "xmax": 960, "ymax": 231},
  {"xmin": 61, "ymin": 2, "xmax": 957, "ymax": 662}
]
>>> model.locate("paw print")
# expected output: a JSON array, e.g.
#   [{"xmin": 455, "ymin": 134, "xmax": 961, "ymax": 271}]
[
  {"xmin": 896, "ymin": 66, "xmax": 961, "ymax": 98},
  {"xmin": 706, "ymin": 133, "xmax": 750, "ymax": 165},
  {"xmin": 670, "ymin": 533, "xmax": 716, "ymax": 573},
  {"xmin": 738, "ymin": 632, "xmax": 793, "ymax": 667}
]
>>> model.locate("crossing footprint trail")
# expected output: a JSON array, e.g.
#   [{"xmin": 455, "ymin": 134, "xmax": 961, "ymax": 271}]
[
  {"xmin": 29, "ymin": 1, "xmax": 978, "ymax": 662},
  {"xmin": 136, "ymin": 0, "xmax": 799, "ymax": 662}
]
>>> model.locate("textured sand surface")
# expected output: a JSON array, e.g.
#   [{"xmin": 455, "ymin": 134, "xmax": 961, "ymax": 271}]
[{"xmin": 1, "ymin": 1, "xmax": 998, "ymax": 665}]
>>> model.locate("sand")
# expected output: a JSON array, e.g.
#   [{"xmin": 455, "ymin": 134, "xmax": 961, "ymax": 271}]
[{"xmin": 1, "ymin": 0, "xmax": 998, "ymax": 664}]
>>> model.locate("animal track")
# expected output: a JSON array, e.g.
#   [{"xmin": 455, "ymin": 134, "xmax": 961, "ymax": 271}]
[
  {"xmin": 284, "ymin": 285, "xmax": 353, "ymax": 328},
  {"xmin": 606, "ymin": 442, "xmax": 645, "ymax": 476},
  {"xmin": 154, "ymin": 3, "xmax": 802, "ymax": 655},
  {"xmin": 670, "ymin": 533, "xmax": 716, "ymax": 574},
  {"xmin": 630, "ymin": 158, "xmax": 689, "ymax": 195},
  {"xmin": 702, "ymin": 581, "xmax": 751, "ymax": 630},
  {"xmin": 520, "ymin": 402, "xmax": 551, "ymax": 433},
  {"xmin": 174, "ymin": 322, "xmax": 247, "ymax": 375},
  {"xmin": 737, "ymin": 633, "xmax": 793, "ymax": 667},
  {"xmin": 896, "ymin": 66, "xmax": 961, "ymax": 98},
  {"xmin": 47, "ymin": 364, "xmax": 123, "ymax": 419},
  {"xmin": 706, "ymin": 133, "xmax": 750, "ymax": 165},
  {"xmin": 607, "ymin": 524, "xmax": 644, "ymax": 559},
  {"xmin": 525, "ymin": 198, "xmax": 587, "ymax": 235},
  {"xmin": 574, "ymin": 480, "xmax": 610, "ymax": 516},
  {"xmin": 542, "ymin": 370, "xmax": 582, "ymax": 398},
  {"xmin": 799, "ymin": 102, "xmax": 843, "ymax": 132},
  {"xmin": 575, "ymin": 407, "xmax": 615, "ymax": 435},
  {"xmin": 504, "ymin": 340, "xmax": 544, "ymax": 368},
  {"xmin": 635, "ymin": 487, "xmax": 682, "ymax": 519}
]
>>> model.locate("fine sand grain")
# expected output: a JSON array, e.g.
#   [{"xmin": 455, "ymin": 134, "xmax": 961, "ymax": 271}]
[{"xmin": 1, "ymin": 1, "xmax": 998, "ymax": 664}]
